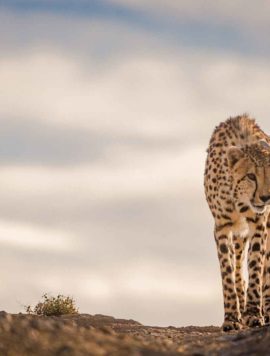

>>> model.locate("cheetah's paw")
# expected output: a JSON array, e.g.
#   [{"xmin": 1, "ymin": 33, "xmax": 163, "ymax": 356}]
[
  {"xmin": 243, "ymin": 315, "xmax": 264, "ymax": 328},
  {"xmin": 222, "ymin": 320, "xmax": 242, "ymax": 332}
]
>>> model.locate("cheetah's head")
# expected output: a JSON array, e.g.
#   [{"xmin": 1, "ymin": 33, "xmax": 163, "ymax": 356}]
[{"xmin": 228, "ymin": 140, "xmax": 270, "ymax": 214}]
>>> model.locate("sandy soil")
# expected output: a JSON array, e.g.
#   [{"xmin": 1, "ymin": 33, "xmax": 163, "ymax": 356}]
[{"xmin": 0, "ymin": 311, "xmax": 269, "ymax": 355}]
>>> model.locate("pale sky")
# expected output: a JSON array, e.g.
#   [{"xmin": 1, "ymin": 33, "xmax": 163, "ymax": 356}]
[{"xmin": 1, "ymin": 1, "xmax": 270, "ymax": 326}]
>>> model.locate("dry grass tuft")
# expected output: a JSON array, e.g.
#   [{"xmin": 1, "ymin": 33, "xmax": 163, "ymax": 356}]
[{"xmin": 25, "ymin": 293, "xmax": 78, "ymax": 316}]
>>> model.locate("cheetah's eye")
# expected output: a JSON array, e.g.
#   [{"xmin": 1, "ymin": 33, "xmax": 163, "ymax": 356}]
[{"xmin": 247, "ymin": 173, "xmax": 256, "ymax": 181}]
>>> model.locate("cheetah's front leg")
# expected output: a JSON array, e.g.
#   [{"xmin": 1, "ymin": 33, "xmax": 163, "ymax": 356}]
[
  {"xmin": 234, "ymin": 235, "xmax": 248, "ymax": 316},
  {"xmin": 244, "ymin": 219, "xmax": 268, "ymax": 327},
  {"xmin": 263, "ymin": 219, "xmax": 270, "ymax": 323},
  {"xmin": 215, "ymin": 227, "xmax": 241, "ymax": 331}
]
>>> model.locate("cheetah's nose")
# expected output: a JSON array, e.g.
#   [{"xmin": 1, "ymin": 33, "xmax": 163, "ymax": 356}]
[{"xmin": 259, "ymin": 195, "xmax": 270, "ymax": 203}]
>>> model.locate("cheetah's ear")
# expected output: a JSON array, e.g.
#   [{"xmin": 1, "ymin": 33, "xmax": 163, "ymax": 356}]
[{"xmin": 227, "ymin": 147, "xmax": 244, "ymax": 168}]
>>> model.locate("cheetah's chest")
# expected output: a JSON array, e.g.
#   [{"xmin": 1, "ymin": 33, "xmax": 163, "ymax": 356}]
[{"xmin": 232, "ymin": 216, "xmax": 250, "ymax": 238}]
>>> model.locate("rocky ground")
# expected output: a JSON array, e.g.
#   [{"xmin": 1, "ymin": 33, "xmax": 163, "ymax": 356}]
[{"xmin": 0, "ymin": 312, "xmax": 270, "ymax": 355}]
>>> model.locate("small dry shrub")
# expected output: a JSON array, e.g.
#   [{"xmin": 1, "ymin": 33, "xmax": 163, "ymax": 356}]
[{"xmin": 25, "ymin": 293, "xmax": 79, "ymax": 316}]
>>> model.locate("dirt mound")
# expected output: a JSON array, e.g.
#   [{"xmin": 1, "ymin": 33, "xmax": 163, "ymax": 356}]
[{"xmin": 0, "ymin": 311, "xmax": 269, "ymax": 355}]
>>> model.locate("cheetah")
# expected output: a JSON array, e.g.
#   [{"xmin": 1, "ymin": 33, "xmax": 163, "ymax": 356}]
[{"xmin": 204, "ymin": 114, "xmax": 270, "ymax": 331}]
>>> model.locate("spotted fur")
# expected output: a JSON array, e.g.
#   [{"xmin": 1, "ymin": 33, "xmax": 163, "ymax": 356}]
[{"xmin": 204, "ymin": 114, "xmax": 270, "ymax": 331}]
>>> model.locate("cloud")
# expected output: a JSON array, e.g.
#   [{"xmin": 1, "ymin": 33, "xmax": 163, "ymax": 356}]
[
  {"xmin": 0, "ymin": 145, "xmax": 205, "ymax": 224},
  {"xmin": 0, "ymin": 9, "xmax": 155, "ymax": 57},
  {"xmin": 77, "ymin": 260, "xmax": 222, "ymax": 326},
  {"xmin": 2, "ymin": 1, "xmax": 270, "ymax": 57},
  {"xmin": 0, "ymin": 220, "xmax": 73, "ymax": 251},
  {"xmin": 1, "ymin": 10, "xmax": 270, "ymax": 152},
  {"xmin": 2, "ymin": 46, "xmax": 270, "ymax": 146},
  {"xmin": 0, "ymin": 245, "xmax": 222, "ymax": 325},
  {"xmin": 105, "ymin": 0, "xmax": 270, "ymax": 33},
  {"xmin": 4, "ymin": 0, "xmax": 270, "ymax": 36},
  {"xmin": 0, "ymin": 143, "xmax": 219, "ymax": 326}
]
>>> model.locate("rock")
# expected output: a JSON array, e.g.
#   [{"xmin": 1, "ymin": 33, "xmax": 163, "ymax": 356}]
[
  {"xmin": 98, "ymin": 325, "xmax": 115, "ymax": 335},
  {"xmin": 0, "ymin": 311, "xmax": 12, "ymax": 322}
]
